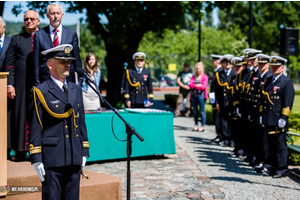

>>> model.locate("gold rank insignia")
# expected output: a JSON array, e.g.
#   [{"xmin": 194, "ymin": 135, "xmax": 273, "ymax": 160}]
[
  {"xmin": 282, "ymin": 107, "xmax": 291, "ymax": 116},
  {"xmin": 64, "ymin": 46, "xmax": 71, "ymax": 54}
]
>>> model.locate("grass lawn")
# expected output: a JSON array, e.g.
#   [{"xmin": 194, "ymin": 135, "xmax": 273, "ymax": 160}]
[{"xmin": 292, "ymin": 95, "xmax": 300, "ymax": 113}]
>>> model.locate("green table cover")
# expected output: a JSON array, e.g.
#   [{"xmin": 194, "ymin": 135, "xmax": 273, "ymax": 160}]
[{"xmin": 85, "ymin": 109, "xmax": 176, "ymax": 162}]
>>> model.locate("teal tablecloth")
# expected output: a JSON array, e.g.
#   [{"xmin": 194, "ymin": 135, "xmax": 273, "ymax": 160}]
[{"xmin": 85, "ymin": 110, "xmax": 176, "ymax": 162}]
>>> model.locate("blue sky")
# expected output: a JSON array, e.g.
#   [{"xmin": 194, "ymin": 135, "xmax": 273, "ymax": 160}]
[
  {"xmin": 3, "ymin": 1, "xmax": 219, "ymax": 26},
  {"xmin": 3, "ymin": 1, "xmax": 87, "ymax": 25}
]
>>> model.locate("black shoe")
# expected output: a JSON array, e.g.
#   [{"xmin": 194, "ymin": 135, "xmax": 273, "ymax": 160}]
[
  {"xmin": 253, "ymin": 162, "xmax": 264, "ymax": 169},
  {"xmin": 230, "ymin": 141, "xmax": 235, "ymax": 148},
  {"xmin": 219, "ymin": 141, "xmax": 229, "ymax": 147},
  {"xmin": 214, "ymin": 138, "xmax": 221, "ymax": 143},
  {"xmin": 273, "ymin": 173, "xmax": 286, "ymax": 178}
]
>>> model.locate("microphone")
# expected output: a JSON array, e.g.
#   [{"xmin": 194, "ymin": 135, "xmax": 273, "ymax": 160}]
[
  {"xmin": 124, "ymin": 62, "xmax": 128, "ymax": 70},
  {"xmin": 77, "ymin": 68, "xmax": 96, "ymax": 85}
]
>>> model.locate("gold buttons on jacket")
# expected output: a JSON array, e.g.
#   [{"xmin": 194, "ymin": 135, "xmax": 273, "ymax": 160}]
[
  {"xmin": 56, "ymin": 105, "xmax": 58, "ymax": 108},
  {"xmin": 65, "ymin": 125, "xmax": 68, "ymax": 128},
  {"xmin": 66, "ymin": 135, "xmax": 69, "ymax": 138},
  {"xmin": 76, "ymin": 134, "xmax": 78, "ymax": 137},
  {"xmin": 78, "ymin": 104, "xmax": 80, "ymax": 107}
]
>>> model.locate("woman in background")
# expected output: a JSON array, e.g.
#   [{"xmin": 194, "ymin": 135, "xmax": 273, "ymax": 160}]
[
  {"xmin": 189, "ymin": 62, "xmax": 208, "ymax": 132},
  {"xmin": 81, "ymin": 52, "xmax": 101, "ymax": 111}
]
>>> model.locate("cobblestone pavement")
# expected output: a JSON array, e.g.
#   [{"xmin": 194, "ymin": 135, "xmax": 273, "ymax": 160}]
[{"xmin": 85, "ymin": 100, "xmax": 300, "ymax": 199}]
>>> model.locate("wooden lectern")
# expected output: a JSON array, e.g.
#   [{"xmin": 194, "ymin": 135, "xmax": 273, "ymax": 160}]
[{"xmin": 0, "ymin": 72, "xmax": 8, "ymax": 197}]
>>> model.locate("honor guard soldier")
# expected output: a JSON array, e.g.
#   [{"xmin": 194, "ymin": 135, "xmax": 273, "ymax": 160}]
[
  {"xmin": 242, "ymin": 49, "xmax": 262, "ymax": 164},
  {"xmin": 124, "ymin": 52, "xmax": 154, "ymax": 108},
  {"xmin": 251, "ymin": 54, "xmax": 273, "ymax": 170},
  {"xmin": 215, "ymin": 54, "xmax": 235, "ymax": 147},
  {"xmin": 29, "ymin": 44, "xmax": 89, "ymax": 199},
  {"xmin": 228, "ymin": 57, "xmax": 243, "ymax": 156},
  {"xmin": 262, "ymin": 56, "xmax": 295, "ymax": 178},
  {"xmin": 210, "ymin": 54, "xmax": 223, "ymax": 143}
]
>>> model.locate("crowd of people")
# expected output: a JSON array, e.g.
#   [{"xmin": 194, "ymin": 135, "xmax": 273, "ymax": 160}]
[{"xmin": 175, "ymin": 49, "xmax": 295, "ymax": 179}]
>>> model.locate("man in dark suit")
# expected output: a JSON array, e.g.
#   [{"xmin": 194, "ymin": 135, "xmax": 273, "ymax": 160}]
[
  {"xmin": 262, "ymin": 56, "xmax": 294, "ymax": 178},
  {"xmin": 33, "ymin": 2, "xmax": 82, "ymax": 86},
  {"xmin": 0, "ymin": 16, "xmax": 11, "ymax": 71},
  {"xmin": 4, "ymin": 10, "xmax": 40, "ymax": 161},
  {"xmin": 29, "ymin": 44, "xmax": 89, "ymax": 199},
  {"xmin": 209, "ymin": 54, "xmax": 223, "ymax": 143},
  {"xmin": 124, "ymin": 52, "xmax": 154, "ymax": 108}
]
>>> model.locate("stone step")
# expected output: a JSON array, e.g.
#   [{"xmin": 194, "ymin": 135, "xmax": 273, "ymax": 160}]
[{"xmin": 5, "ymin": 160, "xmax": 122, "ymax": 200}]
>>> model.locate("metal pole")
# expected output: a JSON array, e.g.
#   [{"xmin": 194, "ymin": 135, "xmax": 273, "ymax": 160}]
[
  {"xmin": 198, "ymin": 17, "xmax": 201, "ymax": 61},
  {"xmin": 249, "ymin": 1, "xmax": 253, "ymax": 48}
]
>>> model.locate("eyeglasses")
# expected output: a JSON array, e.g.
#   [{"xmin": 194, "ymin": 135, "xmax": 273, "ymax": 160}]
[{"xmin": 24, "ymin": 18, "xmax": 37, "ymax": 22}]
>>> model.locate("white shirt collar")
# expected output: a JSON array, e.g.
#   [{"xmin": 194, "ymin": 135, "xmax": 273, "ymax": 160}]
[
  {"xmin": 135, "ymin": 66, "xmax": 143, "ymax": 73},
  {"xmin": 249, "ymin": 66, "xmax": 253, "ymax": 71},
  {"xmin": 274, "ymin": 73, "xmax": 283, "ymax": 82},
  {"xmin": 0, "ymin": 33, "xmax": 5, "ymax": 43},
  {"xmin": 50, "ymin": 76, "xmax": 67, "ymax": 91},
  {"xmin": 254, "ymin": 66, "xmax": 258, "ymax": 72},
  {"xmin": 260, "ymin": 70, "xmax": 268, "ymax": 78},
  {"xmin": 49, "ymin": 24, "xmax": 62, "ymax": 33},
  {"xmin": 215, "ymin": 65, "xmax": 222, "ymax": 72}
]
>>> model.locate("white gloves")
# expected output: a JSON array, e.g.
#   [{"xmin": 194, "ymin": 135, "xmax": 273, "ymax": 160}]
[
  {"xmin": 33, "ymin": 162, "xmax": 45, "ymax": 182},
  {"xmin": 236, "ymin": 108, "xmax": 241, "ymax": 118},
  {"xmin": 278, "ymin": 118, "xmax": 286, "ymax": 128},
  {"xmin": 259, "ymin": 116, "xmax": 262, "ymax": 124},
  {"xmin": 82, "ymin": 156, "xmax": 87, "ymax": 170}
]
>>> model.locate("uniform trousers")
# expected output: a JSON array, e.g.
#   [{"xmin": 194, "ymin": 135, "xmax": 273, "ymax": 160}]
[
  {"xmin": 42, "ymin": 165, "xmax": 81, "ymax": 200},
  {"xmin": 212, "ymin": 104, "xmax": 222, "ymax": 139},
  {"xmin": 219, "ymin": 107, "xmax": 232, "ymax": 145},
  {"xmin": 264, "ymin": 128, "xmax": 288, "ymax": 174}
]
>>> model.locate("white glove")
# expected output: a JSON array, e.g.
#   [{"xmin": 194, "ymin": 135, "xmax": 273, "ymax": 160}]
[
  {"xmin": 278, "ymin": 118, "xmax": 286, "ymax": 128},
  {"xmin": 236, "ymin": 108, "xmax": 242, "ymax": 118},
  {"xmin": 82, "ymin": 156, "xmax": 87, "ymax": 170},
  {"xmin": 33, "ymin": 162, "xmax": 45, "ymax": 182},
  {"xmin": 259, "ymin": 116, "xmax": 262, "ymax": 124}
]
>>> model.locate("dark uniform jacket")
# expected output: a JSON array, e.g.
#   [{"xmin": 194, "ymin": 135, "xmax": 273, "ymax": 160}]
[
  {"xmin": 124, "ymin": 68, "xmax": 153, "ymax": 106},
  {"xmin": 33, "ymin": 26, "xmax": 82, "ymax": 85},
  {"xmin": 210, "ymin": 66, "xmax": 222, "ymax": 106},
  {"xmin": 215, "ymin": 68, "xmax": 236, "ymax": 109},
  {"xmin": 262, "ymin": 74, "xmax": 295, "ymax": 132},
  {"xmin": 29, "ymin": 79, "xmax": 89, "ymax": 168},
  {"xmin": 0, "ymin": 35, "xmax": 11, "ymax": 71},
  {"xmin": 245, "ymin": 68, "xmax": 260, "ymax": 120},
  {"xmin": 251, "ymin": 70, "xmax": 273, "ymax": 123},
  {"xmin": 237, "ymin": 68, "xmax": 251, "ymax": 118}
]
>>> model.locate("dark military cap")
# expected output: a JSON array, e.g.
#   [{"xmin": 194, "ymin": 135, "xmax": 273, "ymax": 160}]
[
  {"xmin": 245, "ymin": 49, "xmax": 262, "ymax": 59},
  {"xmin": 256, "ymin": 54, "xmax": 270, "ymax": 64},
  {"xmin": 132, "ymin": 52, "xmax": 146, "ymax": 60},
  {"xmin": 220, "ymin": 54, "xmax": 234, "ymax": 63},
  {"xmin": 211, "ymin": 54, "xmax": 222, "ymax": 60},
  {"xmin": 231, "ymin": 57, "xmax": 243, "ymax": 66},
  {"xmin": 41, "ymin": 44, "xmax": 76, "ymax": 60},
  {"xmin": 269, "ymin": 56, "xmax": 287, "ymax": 66}
]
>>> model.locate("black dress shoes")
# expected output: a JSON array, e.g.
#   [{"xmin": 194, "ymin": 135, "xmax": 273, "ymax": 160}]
[{"xmin": 273, "ymin": 173, "xmax": 286, "ymax": 178}]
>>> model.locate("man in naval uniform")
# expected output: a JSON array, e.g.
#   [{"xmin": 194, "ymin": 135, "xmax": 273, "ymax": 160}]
[
  {"xmin": 262, "ymin": 56, "xmax": 294, "ymax": 178},
  {"xmin": 124, "ymin": 52, "xmax": 154, "ymax": 108},
  {"xmin": 209, "ymin": 54, "xmax": 223, "ymax": 143},
  {"xmin": 28, "ymin": 44, "xmax": 89, "ymax": 199}
]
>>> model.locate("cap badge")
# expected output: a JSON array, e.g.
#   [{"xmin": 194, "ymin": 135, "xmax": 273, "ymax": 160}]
[
  {"xmin": 258, "ymin": 56, "xmax": 262, "ymax": 60},
  {"xmin": 227, "ymin": 57, "xmax": 230, "ymax": 61},
  {"xmin": 272, "ymin": 58, "xmax": 277, "ymax": 63},
  {"xmin": 64, "ymin": 46, "xmax": 71, "ymax": 54}
]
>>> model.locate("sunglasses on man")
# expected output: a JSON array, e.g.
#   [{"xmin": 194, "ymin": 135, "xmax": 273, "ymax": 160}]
[{"xmin": 24, "ymin": 18, "xmax": 37, "ymax": 22}]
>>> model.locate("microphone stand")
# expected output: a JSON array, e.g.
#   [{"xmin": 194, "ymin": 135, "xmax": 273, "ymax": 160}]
[
  {"xmin": 84, "ymin": 79, "xmax": 144, "ymax": 200},
  {"xmin": 118, "ymin": 63, "xmax": 128, "ymax": 109}
]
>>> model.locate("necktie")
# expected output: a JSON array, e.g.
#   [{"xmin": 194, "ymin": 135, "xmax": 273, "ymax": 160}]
[
  {"xmin": 0, "ymin": 39, "xmax": 2, "ymax": 53},
  {"xmin": 53, "ymin": 29, "xmax": 59, "ymax": 47},
  {"xmin": 272, "ymin": 76, "xmax": 275, "ymax": 83},
  {"xmin": 137, "ymin": 69, "xmax": 141, "ymax": 74},
  {"xmin": 63, "ymin": 83, "xmax": 68, "ymax": 96}
]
